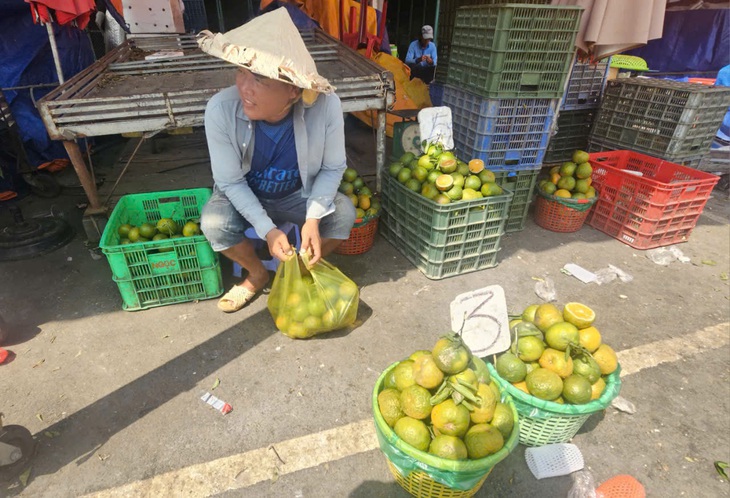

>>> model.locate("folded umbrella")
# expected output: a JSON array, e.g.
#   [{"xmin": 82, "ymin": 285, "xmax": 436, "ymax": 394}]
[
  {"xmin": 26, "ymin": 0, "xmax": 96, "ymax": 29},
  {"xmin": 553, "ymin": 0, "xmax": 666, "ymax": 60},
  {"xmin": 25, "ymin": 0, "xmax": 96, "ymax": 83}
]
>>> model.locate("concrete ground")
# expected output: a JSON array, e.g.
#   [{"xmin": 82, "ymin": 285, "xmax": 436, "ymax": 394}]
[{"xmin": 1, "ymin": 117, "xmax": 729, "ymax": 498}]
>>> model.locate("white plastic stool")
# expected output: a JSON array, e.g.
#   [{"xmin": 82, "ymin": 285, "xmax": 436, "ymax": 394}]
[{"xmin": 232, "ymin": 222, "xmax": 301, "ymax": 275}]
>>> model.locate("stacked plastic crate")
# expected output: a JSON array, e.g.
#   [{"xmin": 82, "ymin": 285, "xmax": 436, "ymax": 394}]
[
  {"xmin": 430, "ymin": 0, "xmax": 493, "ymax": 105},
  {"xmin": 588, "ymin": 78, "xmax": 730, "ymax": 167},
  {"xmin": 543, "ymin": 59, "xmax": 610, "ymax": 164},
  {"xmin": 440, "ymin": 3, "xmax": 582, "ymax": 231}
]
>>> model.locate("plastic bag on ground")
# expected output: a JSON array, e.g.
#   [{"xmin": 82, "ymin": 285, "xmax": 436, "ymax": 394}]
[
  {"xmin": 610, "ymin": 395, "xmax": 637, "ymax": 414},
  {"xmin": 594, "ymin": 264, "xmax": 633, "ymax": 285},
  {"xmin": 568, "ymin": 469, "xmax": 597, "ymax": 498},
  {"xmin": 268, "ymin": 253, "xmax": 359, "ymax": 339},
  {"xmin": 535, "ymin": 277, "xmax": 557, "ymax": 302},
  {"xmin": 645, "ymin": 246, "xmax": 690, "ymax": 265}
]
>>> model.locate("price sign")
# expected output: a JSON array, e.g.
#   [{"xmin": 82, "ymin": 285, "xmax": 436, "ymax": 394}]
[
  {"xmin": 450, "ymin": 285, "xmax": 510, "ymax": 358},
  {"xmin": 418, "ymin": 107, "xmax": 454, "ymax": 151}
]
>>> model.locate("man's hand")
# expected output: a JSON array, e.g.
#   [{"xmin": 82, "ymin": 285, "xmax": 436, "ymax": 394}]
[
  {"xmin": 300, "ymin": 218, "xmax": 322, "ymax": 266},
  {"xmin": 423, "ymin": 55, "xmax": 433, "ymax": 65},
  {"xmin": 266, "ymin": 228, "xmax": 294, "ymax": 262}
]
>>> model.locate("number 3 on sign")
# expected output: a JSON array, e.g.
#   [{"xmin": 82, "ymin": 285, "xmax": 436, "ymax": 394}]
[{"xmin": 450, "ymin": 285, "xmax": 511, "ymax": 358}]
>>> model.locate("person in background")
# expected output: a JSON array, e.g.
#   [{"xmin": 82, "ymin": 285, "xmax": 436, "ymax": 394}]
[
  {"xmin": 405, "ymin": 25, "xmax": 438, "ymax": 84},
  {"xmin": 713, "ymin": 64, "xmax": 730, "ymax": 148},
  {"xmin": 197, "ymin": 9, "xmax": 356, "ymax": 313}
]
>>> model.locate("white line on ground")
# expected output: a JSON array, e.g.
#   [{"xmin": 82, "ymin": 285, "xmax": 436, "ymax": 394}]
[
  {"xmin": 85, "ymin": 322, "xmax": 729, "ymax": 498},
  {"xmin": 617, "ymin": 321, "xmax": 729, "ymax": 377}
]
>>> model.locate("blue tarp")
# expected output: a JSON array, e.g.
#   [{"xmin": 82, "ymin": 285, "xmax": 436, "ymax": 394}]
[
  {"xmin": 627, "ymin": 9, "xmax": 730, "ymax": 74},
  {"xmin": 0, "ymin": 0, "xmax": 95, "ymax": 168}
]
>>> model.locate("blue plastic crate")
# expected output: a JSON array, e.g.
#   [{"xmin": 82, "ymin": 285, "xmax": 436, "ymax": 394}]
[
  {"xmin": 430, "ymin": 82, "xmax": 444, "ymax": 106},
  {"xmin": 443, "ymin": 85, "xmax": 558, "ymax": 171}
]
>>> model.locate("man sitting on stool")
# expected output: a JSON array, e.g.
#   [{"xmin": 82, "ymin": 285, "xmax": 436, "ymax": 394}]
[{"xmin": 405, "ymin": 25, "xmax": 438, "ymax": 84}]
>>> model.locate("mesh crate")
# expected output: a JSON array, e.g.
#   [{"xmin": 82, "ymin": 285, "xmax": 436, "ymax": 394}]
[
  {"xmin": 99, "ymin": 188, "xmax": 223, "ymax": 310},
  {"xmin": 544, "ymin": 109, "xmax": 596, "ymax": 164},
  {"xmin": 430, "ymin": 82, "xmax": 444, "ymax": 106},
  {"xmin": 446, "ymin": 4, "xmax": 582, "ymax": 98},
  {"xmin": 587, "ymin": 139, "xmax": 705, "ymax": 168},
  {"xmin": 586, "ymin": 151, "xmax": 720, "ymax": 249},
  {"xmin": 589, "ymin": 199, "xmax": 704, "ymax": 250},
  {"xmin": 435, "ymin": 0, "xmax": 493, "ymax": 75},
  {"xmin": 591, "ymin": 78, "xmax": 730, "ymax": 157},
  {"xmin": 182, "ymin": 0, "xmax": 208, "ymax": 33},
  {"xmin": 494, "ymin": 169, "xmax": 540, "ymax": 232},
  {"xmin": 443, "ymin": 85, "xmax": 558, "ymax": 171},
  {"xmin": 561, "ymin": 59, "xmax": 610, "ymax": 111},
  {"xmin": 380, "ymin": 174, "xmax": 512, "ymax": 279}
]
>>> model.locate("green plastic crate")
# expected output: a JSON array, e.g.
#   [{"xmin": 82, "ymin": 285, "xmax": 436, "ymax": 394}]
[
  {"xmin": 494, "ymin": 169, "xmax": 540, "ymax": 232},
  {"xmin": 561, "ymin": 59, "xmax": 610, "ymax": 111},
  {"xmin": 544, "ymin": 109, "xmax": 596, "ymax": 164},
  {"xmin": 99, "ymin": 188, "xmax": 223, "ymax": 310},
  {"xmin": 380, "ymin": 219, "xmax": 502, "ymax": 280},
  {"xmin": 446, "ymin": 4, "xmax": 582, "ymax": 98},
  {"xmin": 380, "ymin": 174, "xmax": 512, "ymax": 279},
  {"xmin": 434, "ymin": 0, "xmax": 493, "ymax": 78},
  {"xmin": 592, "ymin": 78, "xmax": 730, "ymax": 157}
]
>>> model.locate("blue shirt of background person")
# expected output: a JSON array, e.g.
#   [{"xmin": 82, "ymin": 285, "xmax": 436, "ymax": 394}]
[
  {"xmin": 714, "ymin": 64, "xmax": 730, "ymax": 143},
  {"xmin": 405, "ymin": 25, "xmax": 438, "ymax": 67}
]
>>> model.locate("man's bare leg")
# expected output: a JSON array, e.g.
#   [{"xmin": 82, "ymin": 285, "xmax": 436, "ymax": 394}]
[
  {"xmin": 320, "ymin": 238, "xmax": 343, "ymax": 257},
  {"xmin": 221, "ymin": 239, "xmax": 270, "ymax": 295}
]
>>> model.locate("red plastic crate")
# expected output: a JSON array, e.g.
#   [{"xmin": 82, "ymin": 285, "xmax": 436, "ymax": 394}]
[
  {"xmin": 586, "ymin": 151, "xmax": 720, "ymax": 249},
  {"xmin": 589, "ymin": 201, "xmax": 702, "ymax": 249}
]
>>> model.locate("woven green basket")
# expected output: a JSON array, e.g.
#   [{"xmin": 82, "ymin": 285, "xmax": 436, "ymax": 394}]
[
  {"xmin": 486, "ymin": 363, "xmax": 621, "ymax": 447},
  {"xmin": 373, "ymin": 362, "xmax": 520, "ymax": 495}
]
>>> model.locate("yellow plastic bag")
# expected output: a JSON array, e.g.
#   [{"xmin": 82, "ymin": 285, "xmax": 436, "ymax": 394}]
[{"xmin": 268, "ymin": 253, "xmax": 359, "ymax": 339}]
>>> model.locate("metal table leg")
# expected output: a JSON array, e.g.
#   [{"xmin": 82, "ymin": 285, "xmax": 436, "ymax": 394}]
[
  {"xmin": 376, "ymin": 109, "xmax": 387, "ymax": 192},
  {"xmin": 63, "ymin": 140, "xmax": 108, "ymax": 242},
  {"xmin": 63, "ymin": 140, "xmax": 102, "ymax": 210}
]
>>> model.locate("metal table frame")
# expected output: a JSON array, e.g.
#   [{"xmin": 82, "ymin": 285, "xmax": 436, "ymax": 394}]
[{"xmin": 38, "ymin": 30, "xmax": 394, "ymax": 218}]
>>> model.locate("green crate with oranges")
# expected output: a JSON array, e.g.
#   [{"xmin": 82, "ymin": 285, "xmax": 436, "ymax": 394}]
[
  {"xmin": 381, "ymin": 172, "xmax": 512, "ymax": 280},
  {"xmin": 99, "ymin": 188, "xmax": 223, "ymax": 311},
  {"xmin": 493, "ymin": 169, "xmax": 540, "ymax": 232}
]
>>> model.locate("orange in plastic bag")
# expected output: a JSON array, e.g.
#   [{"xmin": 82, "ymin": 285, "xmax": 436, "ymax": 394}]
[{"xmin": 268, "ymin": 253, "xmax": 359, "ymax": 339}]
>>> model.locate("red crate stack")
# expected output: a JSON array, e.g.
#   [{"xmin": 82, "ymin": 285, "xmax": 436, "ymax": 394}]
[{"xmin": 586, "ymin": 151, "xmax": 720, "ymax": 249}]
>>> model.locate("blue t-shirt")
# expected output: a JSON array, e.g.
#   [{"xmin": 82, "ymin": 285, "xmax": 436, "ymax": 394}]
[
  {"xmin": 248, "ymin": 113, "xmax": 302, "ymax": 199},
  {"xmin": 405, "ymin": 40, "xmax": 438, "ymax": 67},
  {"xmin": 714, "ymin": 64, "xmax": 730, "ymax": 141}
]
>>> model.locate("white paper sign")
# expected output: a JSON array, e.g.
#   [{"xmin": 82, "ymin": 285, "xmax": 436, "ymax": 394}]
[
  {"xmin": 418, "ymin": 107, "xmax": 454, "ymax": 151},
  {"xmin": 450, "ymin": 285, "xmax": 510, "ymax": 358}
]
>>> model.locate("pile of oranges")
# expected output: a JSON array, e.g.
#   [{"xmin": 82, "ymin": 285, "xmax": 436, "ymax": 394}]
[
  {"xmin": 539, "ymin": 150, "xmax": 597, "ymax": 201},
  {"xmin": 495, "ymin": 302, "xmax": 618, "ymax": 404}
]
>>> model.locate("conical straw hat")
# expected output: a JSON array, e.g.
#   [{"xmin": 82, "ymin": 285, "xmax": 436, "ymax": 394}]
[{"xmin": 197, "ymin": 8, "xmax": 334, "ymax": 94}]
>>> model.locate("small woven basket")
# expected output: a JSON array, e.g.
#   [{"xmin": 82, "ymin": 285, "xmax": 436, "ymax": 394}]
[
  {"xmin": 374, "ymin": 363, "xmax": 520, "ymax": 497},
  {"xmin": 335, "ymin": 216, "xmax": 379, "ymax": 255},
  {"xmin": 533, "ymin": 191, "xmax": 597, "ymax": 233},
  {"xmin": 487, "ymin": 363, "xmax": 622, "ymax": 447}
]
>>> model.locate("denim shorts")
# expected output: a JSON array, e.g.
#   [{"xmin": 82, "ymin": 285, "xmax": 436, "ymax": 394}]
[{"xmin": 200, "ymin": 188, "xmax": 356, "ymax": 252}]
